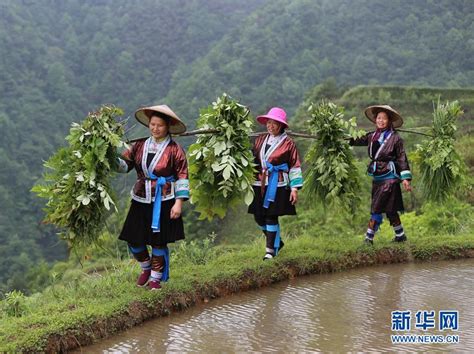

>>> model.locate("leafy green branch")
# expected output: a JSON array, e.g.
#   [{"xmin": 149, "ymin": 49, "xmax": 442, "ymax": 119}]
[
  {"xmin": 303, "ymin": 101, "xmax": 365, "ymax": 212},
  {"xmin": 32, "ymin": 105, "xmax": 125, "ymax": 248},
  {"xmin": 414, "ymin": 100, "xmax": 468, "ymax": 202},
  {"xmin": 188, "ymin": 94, "xmax": 256, "ymax": 220}
]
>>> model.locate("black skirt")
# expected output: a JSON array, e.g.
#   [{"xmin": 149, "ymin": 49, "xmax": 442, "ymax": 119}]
[
  {"xmin": 119, "ymin": 199, "xmax": 185, "ymax": 247},
  {"xmin": 371, "ymin": 179, "xmax": 404, "ymax": 214},
  {"xmin": 248, "ymin": 186, "xmax": 296, "ymax": 217}
]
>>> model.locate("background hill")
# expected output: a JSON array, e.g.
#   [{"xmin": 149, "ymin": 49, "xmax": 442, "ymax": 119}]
[
  {"xmin": 0, "ymin": 0, "xmax": 268, "ymax": 292},
  {"xmin": 0, "ymin": 0, "xmax": 473, "ymax": 293},
  {"xmin": 165, "ymin": 0, "xmax": 474, "ymax": 119}
]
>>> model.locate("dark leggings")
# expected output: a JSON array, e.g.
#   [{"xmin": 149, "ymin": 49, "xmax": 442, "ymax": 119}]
[
  {"xmin": 368, "ymin": 212, "xmax": 401, "ymax": 232},
  {"xmin": 128, "ymin": 243, "xmax": 166, "ymax": 272},
  {"xmin": 254, "ymin": 215, "xmax": 279, "ymax": 250},
  {"xmin": 386, "ymin": 212, "xmax": 401, "ymax": 226}
]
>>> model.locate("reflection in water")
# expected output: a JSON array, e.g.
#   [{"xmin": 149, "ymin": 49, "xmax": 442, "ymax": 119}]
[{"xmin": 79, "ymin": 259, "xmax": 474, "ymax": 352}]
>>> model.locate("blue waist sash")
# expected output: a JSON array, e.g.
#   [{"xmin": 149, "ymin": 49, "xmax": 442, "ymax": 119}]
[
  {"xmin": 149, "ymin": 173, "xmax": 175, "ymax": 233},
  {"xmin": 368, "ymin": 161, "xmax": 400, "ymax": 181},
  {"xmin": 263, "ymin": 162, "xmax": 289, "ymax": 209}
]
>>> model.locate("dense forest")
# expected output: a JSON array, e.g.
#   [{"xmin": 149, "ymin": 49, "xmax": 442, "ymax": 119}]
[
  {"xmin": 0, "ymin": 0, "xmax": 268, "ymax": 292},
  {"xmin": 0, "ymin": 0, "xmax": 473, "ymax": 293},
  {"xmin": 165, "ymin": 0, "xmax": 474, "ymax": 119}
]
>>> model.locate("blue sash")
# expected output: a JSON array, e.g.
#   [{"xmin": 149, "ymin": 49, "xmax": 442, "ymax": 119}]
[
  {"xmin": 369, "ymin": 161, "xmax": 399, "ymax": 181},
  {"xmin": 263, "ymin": 162, "xmax": 289, "ymax": 208},
  {"xmin": 149, "ymin": 173, "xmax": 175, "ymax": 233}
]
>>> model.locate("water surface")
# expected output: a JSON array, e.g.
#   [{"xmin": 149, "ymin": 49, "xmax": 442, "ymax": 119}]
[{"xmin": 79, "ymin": 259, "xmax": 474, "ymax": 352}]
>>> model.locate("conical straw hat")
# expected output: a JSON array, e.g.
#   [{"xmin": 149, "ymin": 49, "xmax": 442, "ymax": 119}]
[
  {"xmin": 135, "ymin": 105, "xmax": 187, "ymax": 134},
  {"xmin": 364, "ymin": 105, "xmax": 403, "ymax": 128}
]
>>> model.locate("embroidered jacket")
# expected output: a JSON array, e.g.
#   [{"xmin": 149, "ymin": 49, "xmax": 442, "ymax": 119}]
[
  {"xmin": 119, "ymin": 136, "xmax": 189, "ymax": 203},
  {"xmin": 251, "ymin": 133, "xmax": 303, "ymax": 188},
  {"xmin": 351, "ymin": 131, "xmax": 412, "ymax": 180}
]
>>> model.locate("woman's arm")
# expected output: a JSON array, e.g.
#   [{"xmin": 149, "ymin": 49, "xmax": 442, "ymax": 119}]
[
  {"xmin": 288, "ymin": 140, "xmax": 303, "ymax": 190},
  {"xmin": 173, "ymin": 144, "xmax": 190, "ymax": 200},
  {"xmin": 116, "ymin": 143, "xmax": 136, "ymax": 173},
  {"xmin": 170, "ymin": 197, "xmax": 183, "ymax": 219},
  {"xmin": 116, "ymin": 157, "xmax": 130, "ymax": 173},
  {"xmin": 349, "ymin": 133, "xmax": 370, "ymax": 146},
  {"xmin": 395, "ymin": 137, "xmax": 412, "ymax": 191},
  {"xmin": 287, "ymin": 140, "xmax": 303, "ymax": 205}
]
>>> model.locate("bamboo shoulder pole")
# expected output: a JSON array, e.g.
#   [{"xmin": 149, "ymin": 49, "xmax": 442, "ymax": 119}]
[
  {"xmin": 397, "ymin": 128, "xmax": 434, "ymax": 137},
  {"xmin": 249, "ymin": 131, "xmax": 318, "ymax": 139},
  {"xmin": 126, "ymin": 128, "xmax": 432, "ymax": 143},
  {"xmin": 126, "ymin": 128, "xmax": 218, "ymax": 143}
]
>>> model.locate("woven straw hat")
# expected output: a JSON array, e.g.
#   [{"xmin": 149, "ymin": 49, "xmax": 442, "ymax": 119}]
[
  {"xmin": 364, "ymin": 105, "xmax": 404, "ymax": 128},
  {"xmin": 134, "ymin": 105, "xmax": 187, "ymax": 134}
]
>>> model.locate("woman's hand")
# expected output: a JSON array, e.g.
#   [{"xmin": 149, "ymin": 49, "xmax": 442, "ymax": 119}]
[
  {"xmin": 402, "ymin": 179, "xmax": 412, "ymax": 192},
  {"xmin": 170, "ymin": 198, "xmax": 183, "ymax": 219},
  {"xmin": 289, "ymin": 188, "xmax": 298, "ymax": 205}
]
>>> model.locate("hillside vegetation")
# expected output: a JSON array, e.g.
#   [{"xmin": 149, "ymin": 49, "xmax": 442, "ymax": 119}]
[
  {"xmin": 0, "ymin": 0, "xmax": 267, "ymax": 293},
  {"xmin": 165, "ymin": 0, "xmax": 474, "ymax": 119},
  {"xmin": 0, "ymin": 0, "xmax": 473, "ymax": 293}
]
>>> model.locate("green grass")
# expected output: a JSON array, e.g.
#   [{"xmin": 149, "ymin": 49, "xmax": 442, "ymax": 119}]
[{"xmin": 1, "ymin": 205, "xmax": 473, "ymax": 351}]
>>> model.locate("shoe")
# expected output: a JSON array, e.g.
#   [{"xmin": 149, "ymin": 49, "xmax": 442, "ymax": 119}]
[
  {"xmin": 392, "ymin": 235, "xmax": 407, "ymax": 243},
  {"xmin": 364, "ymin": 238, "xmax": 374, "ymax": 245},
  {"xmin": 136, "ymin": 269, "xmax": 151, "ymax": 287},
  {"xmin": 148, "ymin": 280, "xmax": 161, "ymax": 290},
  {"xmin": 263, "ymin": 253, "xmax": 274, "ymax": 261}
]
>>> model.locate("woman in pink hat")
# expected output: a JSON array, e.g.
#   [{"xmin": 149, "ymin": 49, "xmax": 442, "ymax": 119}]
[{"xmin": 248, "ymin": 107, "xmax": 303, "ymax": 260}]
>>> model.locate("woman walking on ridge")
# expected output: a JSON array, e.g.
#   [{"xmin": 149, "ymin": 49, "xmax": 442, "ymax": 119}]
[
  {"xmin": 248, "ymin": 107, "xmax": 303, "ymax": 260},
  {"xmin": 117, "ymin": 105, "xmax": 189, "ymax": 289},
  {"xmin": 351, "ymin": 105, "xmax": 412, "ymax": 245}
]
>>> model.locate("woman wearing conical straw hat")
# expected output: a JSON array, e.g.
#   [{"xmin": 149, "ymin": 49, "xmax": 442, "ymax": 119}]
[
  {"xmin": 248, "ymin": 107, "xmax": 303, "ymax": 260},
  {"xmin": 116, "ymin": 105, "xmax": 189, "ymax": 290},
  {"xmin": 351, "ymin": 105, "xmax": 412, "ymax": 245}
]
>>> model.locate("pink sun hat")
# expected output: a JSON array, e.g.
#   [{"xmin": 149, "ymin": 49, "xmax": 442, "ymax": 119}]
[{"xmin": 256, "ymin": 107, "xmax": 289, "ymax": 128}]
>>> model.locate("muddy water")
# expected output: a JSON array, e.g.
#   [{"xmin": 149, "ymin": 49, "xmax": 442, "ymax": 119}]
[{"xmin": 80, "ymin": 259, "xmax": 474, "ymax": 352}]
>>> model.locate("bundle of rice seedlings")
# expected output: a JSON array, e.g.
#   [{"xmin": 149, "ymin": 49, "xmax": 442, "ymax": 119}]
[
  {"xmin": 416, "ymin": 100, "xmax": 467, "ymax": 202},
  {"xmin": 188, "ymin": 93, "xmax": 256, "ymax": 220},
  {"xmin": 303, "ymin": 101, "xmax": 365, "ymax": 212},
  {"xmin": 32, "ymin": 105, "xmax": 125, "ymax": 248}
]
